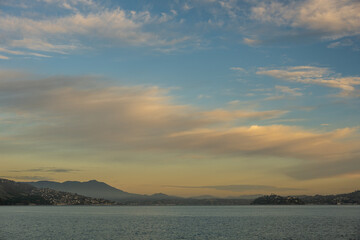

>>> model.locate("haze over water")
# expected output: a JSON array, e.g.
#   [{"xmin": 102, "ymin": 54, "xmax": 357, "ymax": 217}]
[{"xmin": 1, "ymin": 206, "xmax": 359, "ymax": 240}]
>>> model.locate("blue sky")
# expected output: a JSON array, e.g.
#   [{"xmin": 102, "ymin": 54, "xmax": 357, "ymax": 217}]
[{"xmin": 1, "ymin": 0, "xmax": 359, "ymax": 196}]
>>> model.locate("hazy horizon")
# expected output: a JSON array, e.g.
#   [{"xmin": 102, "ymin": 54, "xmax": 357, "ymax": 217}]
[
  {"xmin": 1, "ymin": 0, "xmax": 359, "ymax": 198},
  {"xmin": 13, "ymin": 178, "xmax": 359, "ymax": 199}
]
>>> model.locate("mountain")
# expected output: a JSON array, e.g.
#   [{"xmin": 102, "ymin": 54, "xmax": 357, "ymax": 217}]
[
  {"xmin": 24, "ymin": 179, "xmax": 360, "ymax": 205},
  {"xmin": 7, "ymin": 178, "xmax": 359, "ymax": 206},
  {"xmin": 26, "ymin": 180, "xmax": 176, "ymax": 202},
  {"xmin": 0, "ymin": 178, "xmax": 35, "ymax": 201},
  {"xmin": 0, "ymin": 178, "xmax": 114, "ymax": 205},
  {"xmin": 27, "ymin": 180, "xmax": 145, "ymax": 201}
]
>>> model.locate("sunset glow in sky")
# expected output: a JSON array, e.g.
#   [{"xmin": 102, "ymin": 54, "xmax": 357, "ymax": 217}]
[{"xmin": 1, "ymin": 0, "xmax": 360, "ymax": 197}]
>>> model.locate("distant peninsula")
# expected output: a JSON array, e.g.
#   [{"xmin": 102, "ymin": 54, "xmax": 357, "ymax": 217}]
[
  {"xmin": 251, "ymin": 191, "xmax": 360, "ymax": 205},
  {"xmin": 1, "ymin": 178, "xmax": 359, "ymax": 206}
]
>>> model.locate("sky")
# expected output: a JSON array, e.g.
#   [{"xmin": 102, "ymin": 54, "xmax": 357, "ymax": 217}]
[{"xmin": 0, "ymin": 0, "xmax": 360, "ymax": 197}]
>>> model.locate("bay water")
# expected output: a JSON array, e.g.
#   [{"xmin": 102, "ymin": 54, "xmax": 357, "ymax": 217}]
[{"xmin": 0, "ymin": 205, "xmax": 359, "ymax": 239}]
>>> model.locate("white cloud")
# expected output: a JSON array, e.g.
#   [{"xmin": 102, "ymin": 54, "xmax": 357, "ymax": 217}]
[
  {"xmin": 257, "ymin": 66, "xmax": 360, "ymax": 95},
  {"xmin": 201, "ymin": 109, "xmax": 288, "ymax": 122},
  {"xmin": 227, "ymin": 100, "xmax": 240, "ymax": 105},
  {"xmin": 0, "ymin": 71, "xmax": 287, "ymax": 148},
  {"xmin": 0, "ymin": 47, "xmax": 50, "ymax": 58},
  {"xmin": 1, "ymin": 71, "xmax": 360, "ymax": 179},
  {"xmin": 0, "ymin": 3, "xmax": 189, "ymax": 55},
  {"xmin": 230, "ymin": 67, "xmax": 245, "ymax": 72},
  {"xmin": 183, "ymin": 3, "xmax": 192, "ymax": 11},
  {"xmin": 0, "ymin": 55, "xmax": 9, "ymax": 60},
  {"xmin": 275, "ymin": 85, "xmax": 302, "ymax": 96},
  {"xmin": 38, "ymin": 0, "xmax": 97, "ymax": 11},
  {"xmin": 264, "ymin": 95, "xmax": 285, "ymax": 101},
  {"xmin": 243, "ymin": 37, "xmax": 261, "ymax": 46},
  {"xmin": 219, "ymin": 0, "xmax": 240, "ymax": 19},
  {"xmin": 10, "ymin": 39, "xmax": 79, "ymax": 54},
  {"xmin": 166, "ymin": 125, "xmax": 360, "ymax": 165},
  {"xmin": 251, "ymin": 0, "xmax": 360, "ymax": 41},
  {"xmin": 327, "ymin": 39, "xmax": 356, "ymax": 49},
  {"xmin": 197, "ymin": 94, "xmax": 211, "ymax": 99}
]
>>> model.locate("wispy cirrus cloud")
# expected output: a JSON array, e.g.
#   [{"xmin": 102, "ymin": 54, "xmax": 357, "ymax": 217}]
[
  {"xmin": 327, "ymin": 39, "xmax": 357, "ymax": 49},
  {"xmin": 0, "ymin": 47, "xmax": 50, "ymax": 58},
  {"xmin": 201, "ymin": 109, "xmax": 287, "ymax": 122},
  {"xmin": 0, "ymin": 55, "xmax": 9, "ymax": 60},
  {"xmin": 257, "ymin": 66, "xmax": 360, "ymax": 96},
  {"xmin": 275, "ymin": 85, "xmax": 302, "ymax": 97},
  {"xmin": 0, "ymin": 1, "xmax": 188, "ymax": 56},
  {"xmin": 4, "ymin": 0, "xmax": 358, "ymax": 55},
  {"xmin": 247, "ymin": 0, "xmax": 360, "ymax": 45},
  {"xmin": 184, "ymin": 0, "xmax": 360, "ymax": 48},
  {"xmin": 0, "ymin": 10, "xmax": 153, "ymax": 50},
  {"xmin": 264, "ymin": 85, "xmax": 303, "ymax": 101},
  {"xmin": 39, "ymin": 0, "xmax": 97, "ymax": 10}
]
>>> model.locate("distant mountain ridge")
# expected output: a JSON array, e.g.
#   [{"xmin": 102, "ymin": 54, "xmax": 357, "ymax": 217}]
[
  {"xmin": 1, "ymin": 178, "xmax": 252, "ymax": 205},
  {"xmin": 26, "ymin": 180, "xmax": 178, "ymax": 202},
  {"xmin": 0, "ymin": 178, "xmax": 114, "ymax": 205},
  {"xmin": 4, "ymin": 178, "xmax": 359, "ymax": 205}
]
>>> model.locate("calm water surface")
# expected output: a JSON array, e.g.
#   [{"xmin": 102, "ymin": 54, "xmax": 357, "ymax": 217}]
[{"xmin": 0, "ymin": 205, "xmax": 359, "ymax": 240}]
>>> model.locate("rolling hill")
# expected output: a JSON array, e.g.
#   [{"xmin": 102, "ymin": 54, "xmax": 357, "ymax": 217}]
[
  {"xmin": 0, "ymin": 178, "xmax": 114, "ymax": 205},
  {"xmin": 26, "ymin": 180, "xmax": 177, "ymax": 202}
]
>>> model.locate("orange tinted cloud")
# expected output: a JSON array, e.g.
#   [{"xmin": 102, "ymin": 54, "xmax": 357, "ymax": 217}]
[{"xmin": 1, "ymin": 72, "xmax": 360, "ymax": 180}]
